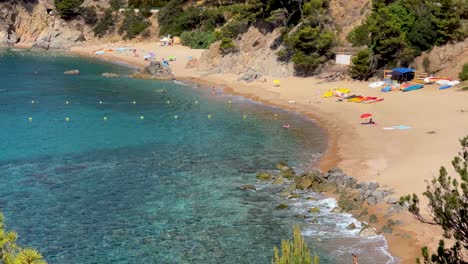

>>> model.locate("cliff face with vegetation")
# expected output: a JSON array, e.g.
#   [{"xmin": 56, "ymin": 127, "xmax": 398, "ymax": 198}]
[{"xmin": 1, "ymin": 0, "xmax": 467, "ymax": 79}]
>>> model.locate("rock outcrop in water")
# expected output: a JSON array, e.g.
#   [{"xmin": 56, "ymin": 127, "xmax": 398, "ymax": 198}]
[
  {"xmin": 133, "ymin": 61, "xmax": 175, "ymax": 80},
  {"xmin": 247, "ymin": 162, "xmax": 406, "ymax": 224}
]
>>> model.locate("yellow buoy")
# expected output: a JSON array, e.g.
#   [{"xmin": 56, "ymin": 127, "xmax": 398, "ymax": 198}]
[
  {"xmin": 132, "ymin": 101, "xmax": 136, "ymax": 104},
  {"xmin": 174, "ymin": 115, "xmax": 178, "ymax": 119},
  {"xmin": 28, "ymin": 117, "xmax": 32, "ymax": 122},
  {"xmin": 65, "ymin": 117, "xmax": 70, "ymax": 122},
  {"xmin": 103, "ymin": 116, "xmax": 108, "ymax": 121},
  {"xmin": 243, "ymin": 115, "xmax": 247, "ymax": 119},
  {"xmin": 31, "ymin": 100, "xmax": 35, "ymax": 104},
  {"xmin": 65, "ymin": 101, "xmax": 69, "ymax": 105},
  {"xmin": 208, "ymin": 114, "xmax": 212, "ymax": 119},
  {"xmin": 167, "ymin": 100, "xmax": 171, "ymax": 104},
  {"xmin": 99, "ymin": 101, "xmax": 103, "ymax": 104},
  {"xmin": 140, "ymin": 115, "xmax": 144, "ymax": 120},
  {"xmin": 195, "ymin": 101, "xmax": 199, "ymax": 104}
]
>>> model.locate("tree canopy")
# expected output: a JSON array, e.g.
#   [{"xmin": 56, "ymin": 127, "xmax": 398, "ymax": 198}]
[{"xmin": 400, "ymin": 135, "xmax": 468, "ymax": 263}]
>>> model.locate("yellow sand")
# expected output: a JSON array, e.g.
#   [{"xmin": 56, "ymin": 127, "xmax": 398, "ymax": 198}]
[{"xmin": 70, "ymin": 42, "xmax": 468, "ymax": 263}]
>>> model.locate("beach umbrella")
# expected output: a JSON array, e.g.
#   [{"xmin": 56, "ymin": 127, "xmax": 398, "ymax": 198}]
[
  {"xmin": 273, "ymin": 80, "xmax": 280, "ymax": 86},
  {"xmin": 360, "ymin": 113, "xmax": 372, "ymax": 118}
]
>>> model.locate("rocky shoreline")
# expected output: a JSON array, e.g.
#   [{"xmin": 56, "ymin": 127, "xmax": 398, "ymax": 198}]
[{"xmin": 242, "ymin": 162, "xmax": 405, "ymax": 239}]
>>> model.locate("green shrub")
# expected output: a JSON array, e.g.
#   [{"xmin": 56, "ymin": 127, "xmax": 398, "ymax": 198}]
[
  {"xmin": 54, "ymin": 0, "xmax": 83, "ymax": 19},
  {"xmin": 180, "ymin": 31, "xmax": 216, "ymax": 49},
  {"xmin": 219, "ymin": 37, "xmax": 237, "ymax": 55},
  {"xmin": 110, "ymin": 0, "xmax": 123, "ymax": 11},
  {"xmin": 284, "ymin": 25, "xmax": 335, "ymax": 76},
  {"xmin": 93, "ymin": 9, "xmax": 115, "ymax": 38},
  {"xmin": 119, "ymin": 11, "xmax": 151, "ymax": 40},
  {"xmin": 459, "ymin": 63, "xmax": 468, "ymax": 81},
  {"xmin": 157, "ymin": 0, "xmax": 186, "ymax": 36},
  {"xmin": 80, "ymin": 6, "xmax": 98, "ymax": 25},
  {"xmin": 0, "ymin": 213, "xmax": 46, "ymax": 264},
  {"xmin": 272, "ymin": 225, "xmax": 319, "ymax": 264},
  {"xmin": 350, "ymin": 48, "xmax": 374, "ymax": 80},
  {"xmin": 218, "ymin": 19, "xmax": 249, "ymax": 39},
  {"xmin": 129, "ymin": 0, "xmax": 167, "ymax": 8},
  {"xmin": 347, "ymin": 24, "xmax": 369, "ymax": 47}
]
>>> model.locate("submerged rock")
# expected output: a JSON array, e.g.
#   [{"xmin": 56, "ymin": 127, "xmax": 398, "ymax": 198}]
[
  {"xmin": 276, "ymin": 203, "xmax": 289, "ymax": 210},
  {"xmin": 64, "ymin": 69, "xmax": 80, "ymax": 75},
  {"xmin": 256, "ymin": 172, "xmax": 272, "ymax": 180},
  {"xmin": 102, "ymin": 72, "xmax": 119, "ymax": 78},
  {"xmin": 272, "ymin": 176, "xmax": 285, "ymax": 185},
  {"xmin": 309, "ymin": 206, "xmax": 320, "ymax": 214},
  {"xmin": 240, "ymin": 184, "xmax": 256, "ymax": 191}
]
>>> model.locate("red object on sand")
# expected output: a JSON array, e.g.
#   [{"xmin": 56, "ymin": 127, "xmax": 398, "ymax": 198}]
[{"xmin": 360, "ymin": 113, "xmax": 372, "ymax": 118}]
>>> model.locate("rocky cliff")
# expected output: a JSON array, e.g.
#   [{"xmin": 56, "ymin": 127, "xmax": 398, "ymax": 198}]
[
  {"xmin": 413, "ymin": 39, "xmax": 468, "ymax": 79},
  {"xmin": 0, "ymin": 0, "xmax": 85, "ymax": 49},
  {"xmin": 0, "ymin": 0, "xmax": 159, "ymax": 49},
  {"xmin": 197, "ymin": 27, "xmax": 293, "ymax": 78}
]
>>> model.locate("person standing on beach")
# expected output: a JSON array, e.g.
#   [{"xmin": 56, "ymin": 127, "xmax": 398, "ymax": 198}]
[{"xmin": 352, "ymin": 254, "xmax": 358, "ymax": 264}]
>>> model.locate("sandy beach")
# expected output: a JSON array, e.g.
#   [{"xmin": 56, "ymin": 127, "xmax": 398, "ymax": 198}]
[{"xmin": 69, "ymin": 42, "xmax": 468, "ymax": 263}]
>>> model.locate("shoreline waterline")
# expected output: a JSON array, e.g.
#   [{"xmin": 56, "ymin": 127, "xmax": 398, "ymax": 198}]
[{"xmin": 60, "ymin": 49, "xmax": 399, "ymax": 262}]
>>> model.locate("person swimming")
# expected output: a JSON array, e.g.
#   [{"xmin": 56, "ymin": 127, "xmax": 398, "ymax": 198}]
[{"xmin": 282, "ymin": 124, "xmax": 290, "ymax": 129}]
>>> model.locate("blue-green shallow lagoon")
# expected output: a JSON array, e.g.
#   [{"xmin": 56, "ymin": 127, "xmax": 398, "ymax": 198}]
[{"xmin": 0, "ymin": 49, "xmax": 395, "ymax": 263}]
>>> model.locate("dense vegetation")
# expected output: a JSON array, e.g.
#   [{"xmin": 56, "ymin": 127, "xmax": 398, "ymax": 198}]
[
  {"xmin": 118, "ymin": 10, "xmax": 151, "ymax": 40},
  {"xmin": 400, "ymin": 135, "xmax": 468, "ymax": 263},
  {"xmin": 157, "ymin": 0, "xmax": 336, "ymax": 76},
  {"xmin": 272, "ymin": 225, "xmax": 319, "ymax": 264},
  {"xmin": 349, "ymin": 0, "xmax": 468, "ymax": 79},
  {"xmin": 0, "ymin": 213, "xmax": 46, "ymax": 264},
  {"xmin": 54, "ymin": 0, "xmax": 83, "ymax": 19},
  {"xmin": 460, "ymin": 63, "xmax": 468, "ymax": 81},
  {"xmin": 93, "ymin": 9, "xmax": 115, "ymax": 38}
]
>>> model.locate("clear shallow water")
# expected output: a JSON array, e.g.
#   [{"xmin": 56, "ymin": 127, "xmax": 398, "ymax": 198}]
[{"xmin": 0, "ymin": 49, "xmax": 394, "ymax": 263}]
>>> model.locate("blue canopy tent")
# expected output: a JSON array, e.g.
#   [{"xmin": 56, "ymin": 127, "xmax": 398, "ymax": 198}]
[{"xmin": 390, "ymin": 68, "xmax": 415, "ymax": 83}]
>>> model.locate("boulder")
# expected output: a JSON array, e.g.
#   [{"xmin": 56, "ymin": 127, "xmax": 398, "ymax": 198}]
[
  {"xmin": 256, "ymin": 172, "xmax": 272, "ymax": 180},
  {"xmin": 343, "ymin": 175, "xmax": 358, "ymax": 188},
  {"xmin": 272, "ymin": 176, "xmax": 285, "ymax": 185},
  {"xmin": 64, "ymin": 69, "xmax": 80, "ymax": 75},
  {"xmin": 369, "ymin": 214, "xmax": 378, "ymax": 223},
  {"xmin": 346, "ymin": 223, "xmax": 357, "ymax": 230},
  {"xmin": 309, "ymin": 206, "xmax": 320, "ymax": 214},
  {"xmin": 134, "ymin": 61, "xmax": 175, "ymax": 80},
  {"xmin": 331, "ymin": 207, "xmax": 342, "ymax": 213},
  {"xmin": 295, "ymin": 214, "xmax": 306, "ymax": 219},
  {"xmin": 277, "ymin": 204, "xmax": 289, "ymax": 210},
  {"xmin": 368, "ymin": 182, "xmax": 379, "ymax": 191},
  {"xmin": 295, "ymin": 177, "xmax": 312, "ymax": 190},
  {"xmin": 367, "ymin": 196, "xmax": 378, "ymax": 206},
  {"xmin": 371, "ymin": 190, "xmax": 388, "ymax": 202},
  {"xmin": 338, "ymin": 192, "xmax": 363, "ymax": 211},
  {"xmin": 386, "ymin": 197, "xmax": 399, "ymax": 204},
  {"xmin": 359, "ymin": 226, "xmax": 377, "ymax": 237},
  {"xmin": 276, "ymin": 161, "xmax": 290, "ymax": 171},
  {"xmin": 237, "ymin": 69, "xmax": 262, "ymax": 83},
  {"xmin": 310, "ymin": 217, "xmax": 318, "ymax": 224},
  {"xmin": 328, "ymin": 167, "xmax": 343, "ymax": 174},
  {"xmin": 387, "ymin": 204, "xmax": 404, "ymax": 214},
  {"xmin": 280, "ymin": 168, "xmax": 295, "ymax": 179},
  {"xmin": 288, "ymin": 193, "xmax": 301, "ymax": 199}
]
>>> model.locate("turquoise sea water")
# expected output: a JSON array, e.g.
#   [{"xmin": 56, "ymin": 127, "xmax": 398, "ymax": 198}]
[{"xmin": 0, "ymin": 49, "xmax": 395, "ymax": 263}]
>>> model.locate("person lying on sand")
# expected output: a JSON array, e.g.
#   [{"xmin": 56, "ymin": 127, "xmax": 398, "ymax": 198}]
[{"xmin": 361, "ymin": 118, "xmax": 376, "ymax": 125}]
